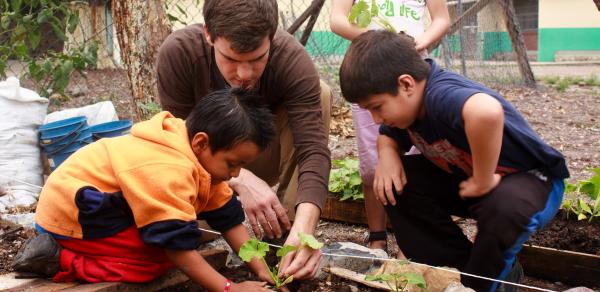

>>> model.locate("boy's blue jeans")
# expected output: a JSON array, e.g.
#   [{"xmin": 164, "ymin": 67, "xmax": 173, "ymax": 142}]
[{"xmin": 384, "ymin": 155, "xmax": 563, "ymax": 292}]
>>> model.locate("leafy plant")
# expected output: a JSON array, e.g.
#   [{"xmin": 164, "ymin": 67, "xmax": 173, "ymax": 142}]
[
  {"xmin": 365, "ymin": 268, "xmax": 427, "ymax": 291},
  {"xmin": 584, "ymin": 74, "xmax": 599, "ymax": 86},
  {"xmin": 329, "ymin": 157, "xmax": 364, "ymax": 201},
  {"xmin": 239, "ymin": 233, "xmax": 323, "ymax": 289},
  {"xmin": 0, "ymin": 0, "xmax": 98, "ymax": 97},
  {"xmin": 561, "ymin": 168, "xmax": 600, "ymax": 221},
  {"xmin": 348, "ymin": 0, "xmax": 397, "ymax": 33}
]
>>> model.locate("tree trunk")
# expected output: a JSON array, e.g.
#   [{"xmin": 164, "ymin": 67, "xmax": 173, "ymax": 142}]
[
  {"xmin": 497, "ymin": 0, "xmax": 536, "ymax": 88},
  {"xmin": 112, "ymin": 0, "xmax": 172, "ymax": 121}
]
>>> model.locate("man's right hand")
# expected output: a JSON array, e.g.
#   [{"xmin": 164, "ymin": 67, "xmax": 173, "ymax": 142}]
[
  {"xmin": 229, "ymin": 169, "xmax": 291, "ymax": 239},
  {"xmin": 373, "ymin": 135, "xmax": 407, "ymax": 206}
]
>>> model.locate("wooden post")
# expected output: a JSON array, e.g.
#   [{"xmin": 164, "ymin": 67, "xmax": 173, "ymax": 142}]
[
  {"xmin": 287, "ymin": 0, "xmax": 326, "ymax": 46},
  {"xmin": 497, "ymin": 0, "xmax": 536, "ymax": 87},
  {"xmin": 112, "ymin": 0, "xmax": 172, "ymax": 121}
]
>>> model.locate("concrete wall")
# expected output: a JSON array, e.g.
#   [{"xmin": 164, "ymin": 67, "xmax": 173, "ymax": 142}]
[{"xmin": 538, "ymin": 0, "xmax": 600, "ymax": 61}]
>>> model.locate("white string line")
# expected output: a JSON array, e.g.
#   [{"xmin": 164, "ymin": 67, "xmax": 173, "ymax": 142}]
[
  {"xmin": 198, "ymin": 227, "xmax": 556, "ymax": 292},
  {"xmin": 0, "ymin": 174, "xmax": 44, "ymax": 190}
]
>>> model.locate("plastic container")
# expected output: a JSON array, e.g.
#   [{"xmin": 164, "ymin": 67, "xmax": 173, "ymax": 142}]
[
  {"xmin": 38, "ymin": 116, "xmax": 87, "ymax": 144},
  {"xmin": 90, "ymin": 120, "xmax": 133, "ymax": 140}
]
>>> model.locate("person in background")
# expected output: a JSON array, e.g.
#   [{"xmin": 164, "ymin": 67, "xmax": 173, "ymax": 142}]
[
  {"xmin": 156, "ymin": 0, "xmax": 331, "ymax": 279},
  {"xmin": 14, "ymin": 88, "xmax": 276, "ymax": 292},
  {"xmin": 330, "ymin": 0, "xmax": 450, "ymax": 252}
]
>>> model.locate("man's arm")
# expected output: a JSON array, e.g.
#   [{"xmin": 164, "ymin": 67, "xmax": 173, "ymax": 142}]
[{"xmin": 459, "ymin": 93, "xmax": 504, "ymax": 198}]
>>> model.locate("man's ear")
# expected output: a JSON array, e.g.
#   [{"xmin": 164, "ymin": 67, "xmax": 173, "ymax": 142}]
[
  {"xmin": 191, "ymin": 132, "xmax": 210, "ymax": 155},
  {"xmin": 203, "ymin": 26, "xmax": 214, "ymax": 46},
  {"xmin": 397, "ymin": 74, "xmax": 417, "ymax": 96}
]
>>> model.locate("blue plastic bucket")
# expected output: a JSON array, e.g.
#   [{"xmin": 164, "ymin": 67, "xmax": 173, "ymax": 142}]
[
  {"xmin": 45, "ymin": 126, "xmax": 93, "ymax": 171},
  {"xmin": 41, "ymin": 125, "xmax": 92, "ymax": 153},
  {"xmin": 90, "ymin": 120, "xmax": 133, "ymax": 140},
  {"xmin": 39, "ymin": 116, "xmax": 87, "ymax": 144}
]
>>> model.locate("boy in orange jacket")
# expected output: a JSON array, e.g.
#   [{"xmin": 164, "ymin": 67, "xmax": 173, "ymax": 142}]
[{"xmin": 14, "ymin": 88, "xmax": 276, "ymax": 292}]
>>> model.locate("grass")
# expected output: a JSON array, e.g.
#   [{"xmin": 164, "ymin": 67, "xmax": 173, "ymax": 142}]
[{"xmin": 539, "ymin": 74, "xmax": 600, "ymax": 92}]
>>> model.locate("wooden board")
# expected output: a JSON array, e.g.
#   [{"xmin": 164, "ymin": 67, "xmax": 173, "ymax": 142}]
[
  {"xmin": 0, "ymin": 248, "xmax": 228, "ymax": 292},
  {"xmin": 321, "ymin": 194, "xmax": 368, "ymax": 225},
  {"xmin": 519, "ymin": 245, "xmax": 600, "ymax": 287}
]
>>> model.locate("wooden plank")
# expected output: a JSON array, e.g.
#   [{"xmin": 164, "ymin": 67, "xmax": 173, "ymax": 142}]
[
  {"xmin": 2, "ymin": 248, "xmax": 228, "ymax": 292},
  {"xmin": 321, "ymin": 195, "xmax": 368, "ymax": 225},
  {"xmin": 324, "ymin": 266, "xmax": 390, "ymax": 291},
  {"xmin": 519, "ymin": 245, "xmax": 600, "ymax": 287}
]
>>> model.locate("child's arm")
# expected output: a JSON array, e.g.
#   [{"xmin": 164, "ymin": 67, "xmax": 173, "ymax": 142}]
[
  {"xmin": 330, "ymin": 0, "xmax": 368, "ymax": 41},
  {"xmin": 222, "ymin": 224, "xmax": 273, "ymax": 283},
  {"xmin": 165, "ymin": 248, "xmax": 269, "ymax": 292},
  {"xmin": 415, "ymin": 0, "xmax": 450, "ymax": 53},
  {"xmin": 460, "ymin": 93, "xmax": 504, "ymax": 198},
  {"xmin": 374, "ymin": 134, "xmax": 407, "ymax": 206}
]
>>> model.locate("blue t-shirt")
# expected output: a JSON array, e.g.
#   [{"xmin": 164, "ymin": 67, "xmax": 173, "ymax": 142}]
[{"xmin": 380, "ymin": 59, "xmax": 569, "ymax": 180}]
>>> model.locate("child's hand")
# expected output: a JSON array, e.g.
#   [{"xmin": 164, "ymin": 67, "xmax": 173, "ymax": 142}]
[
  {"xmin": 459, "ymin": 174, "xmax": 501, "ymax": 198},
  {"xmin": 231, "ymin": 280, "xmax": 270, "ymax": 292},
  {"xmin": 373, "ymin": 150, "xmax": 406, "ymax": 206}
]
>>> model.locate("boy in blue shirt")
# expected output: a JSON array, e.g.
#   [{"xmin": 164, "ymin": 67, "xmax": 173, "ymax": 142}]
[{"xmin": 338, "ymin": 30, "xmax": 568, "ymax": 291}]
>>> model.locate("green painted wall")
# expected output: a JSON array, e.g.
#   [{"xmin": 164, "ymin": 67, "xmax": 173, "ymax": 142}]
[{"xmin": 538, "ymin": 27, "xmax": 600, "ymax": 62}]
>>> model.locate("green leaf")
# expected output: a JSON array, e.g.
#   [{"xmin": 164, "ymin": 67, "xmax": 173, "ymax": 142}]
[
  {"xmin": 349, "ymin": 172, "xmax": 362, "ymax": 186},
  {"xmin": 348, "ymin": 0, "xmax": 368, "ymax": 23},
  {"xmin": 577, "ymin": 213, "xmax": 587, "ymax": 220},
  {"xmin": 356, "ymin": 10, "xmax": 372, "ymax": 28},
  {"xmin": 281, "ymin": 275, "xmax": 294, "ymax": 286},
  {"xmin": 564, "ymin": 180, "xmax": 577, "ymax": 193},
  {"xmin": 298, "ymin": 232, "xmax": 323, "ymax": 249},
  {"xmin": 14, "ymin": 43, "xmax": 28, "ymax": 58},
  {"xmin": 1, "ymin": 14, "xmax": 10, "ymax": 30},
  {"xmin": 276, "ymin": 244, "xmax": 297, "ymax": 257},
  {"xmin": 238, "ymin": 239, "xmax": 270, "ymax": 262},
  {"xmin": 365, "ymin": 273, "xmax": 393, "ymax": 282},
  {"xmin": 28, "ymin": 29, "xmax": 41, "ymax": 49},
  {"xmin": 403, "ymin": 272, "xmax": 427, "ymax": 289},
  {"xmin": 67, "ymin": 11, "xmax": 78, "ymax": 33},
  {"xmin": 11, "ymin": 0, "xmax": 21, "ymax": 12},
  {"xmin": 579, "ymin": 198, "xmax": 592, "ymax": 214},
  {"xmin": 370, "ymin": 0, "xmax": 378, "ymax": 16},
  {"xmin": 37, "ymin": 9, "xmax": 51, "ymax": 24}
]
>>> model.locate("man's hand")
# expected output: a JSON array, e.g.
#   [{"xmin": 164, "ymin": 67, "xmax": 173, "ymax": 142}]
[
  {"xmin": 459, "ymin": 174, "xmax": 501, "ymax": 199},
  {"xmin": 373, "ymin": 135, "xmax": 406, "ymax": 206},
  {"xmin": 229, "ymin": 169, "xmax": 291, "ymax": 239},
  {"xmin": 278, "ymin": 203, "xmax": 322, "ymax": 280}
]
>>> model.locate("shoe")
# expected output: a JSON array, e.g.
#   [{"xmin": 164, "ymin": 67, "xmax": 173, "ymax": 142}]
[
  {"xmin": 496, "ymin": 259, "xmax": 524, "ymax": 292},
  {"xmin": 364, "ymin": 231, "xmax": 388, "ymax": 253},
  {"xmin": 12, "ymin": 233, "xmax": 61, "ymax": 277}
]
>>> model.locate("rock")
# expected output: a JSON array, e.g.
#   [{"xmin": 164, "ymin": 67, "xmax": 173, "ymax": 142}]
[
  {"xmin": 562, "ymin": 288, "xmax": 596, "ymax": 292},
  {"xmin": 66, "ymin": 84, "xmax": 88, "ymax": 97},
  {"xmin": 444, "ymin": 282, "xmax": 476, "ymax": 292},
  {"xmin": 317, "ymin": 241, "xmax": 389, "ymax": 279}
]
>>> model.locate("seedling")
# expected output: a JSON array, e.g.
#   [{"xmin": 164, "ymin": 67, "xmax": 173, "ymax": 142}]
[
  {"xmin": 349, "ymin": 0, "xmax": 397, "ymax": 33},
  {"xmin": 365, "ymin": 268, "xmax": 427, "ymax": 291},
  {"xmin": 329, "ymin": 157, "xmax": 364, "ymax": 201},
  {"xmin": 562, "ymin": 168, "xmax": 600, "ymax": 221},
  {"xmin": 238, "ymin": 233, "xmax": 324, "ymax": 289}
]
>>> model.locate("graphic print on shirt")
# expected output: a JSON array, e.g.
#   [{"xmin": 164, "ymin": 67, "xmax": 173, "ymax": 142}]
[{"xmin": 407, "ymin": 129, "xmax": 517, "ymax": 177}]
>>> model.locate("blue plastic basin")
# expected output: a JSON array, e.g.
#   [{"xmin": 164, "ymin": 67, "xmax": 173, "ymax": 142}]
[{"xmin": 39, "ymin": 116, "xmax": 87, "ymax": 142}]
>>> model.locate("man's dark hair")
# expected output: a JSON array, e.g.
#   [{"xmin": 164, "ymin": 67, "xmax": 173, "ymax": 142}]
[
  {"xmin": 186, "ymin": 87, "xmax": 276, "ymax": 152},
  {"xmin": 203, "ymin": 0, "xmax": 278, "ymax": 53},
  {"xmin": 339, "ymin": 30, "xmax": 431, "ymax": 103}
]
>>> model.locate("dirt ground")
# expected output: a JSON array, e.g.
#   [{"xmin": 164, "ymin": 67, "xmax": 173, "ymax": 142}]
[{"xmin": 1, "ymin": 66, "xmax": 599, "ymax": 291}]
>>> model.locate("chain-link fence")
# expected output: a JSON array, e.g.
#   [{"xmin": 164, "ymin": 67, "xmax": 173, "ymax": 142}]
[{"xmin": 1, "ymin": 0, "xmax": 531, "ymax": 103}]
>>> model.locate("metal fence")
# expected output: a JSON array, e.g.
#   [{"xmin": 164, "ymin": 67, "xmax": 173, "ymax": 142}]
[{"xmin": 1, "ymin": 0, "xmax": 528, "ymax": 102}]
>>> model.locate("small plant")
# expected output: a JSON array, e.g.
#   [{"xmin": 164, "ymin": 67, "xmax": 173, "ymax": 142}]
[
  {"xmin": 561, "ymin": 168, "xmax": 600, "ymax": 221},
  {"xmin": 584, "ymin": 74, "xmax": 599, "ymax": 86},
  {"xmin": 239, "ymin": 233, "xmax": 324, "ymax": 289},
  {"xmin": 365, "ymin": 268, "xmax": 427, "ymax": 291},
  {"xmin": 541, "ymin": 75, "xmax": 560, "ymax": 85},
  {"xmin": 138, "ymin": 101, "xmax": 163, "ymax": 117},
  {"xmin": 348, "ymin": 0, "xmax": 397, "ymax": 33},
  {"xmin": 329, "ymin": 157, "xmax": 364, "ymax": 201}
]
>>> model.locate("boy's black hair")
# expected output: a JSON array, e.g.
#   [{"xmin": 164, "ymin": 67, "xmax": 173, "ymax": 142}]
[
  {"xmin": 339, "ymin": 30, "xmax": 431, "ymax": 103},
  {"xmin": 186, "ymin": 87, "xmax": 275, "ymax": 152}
]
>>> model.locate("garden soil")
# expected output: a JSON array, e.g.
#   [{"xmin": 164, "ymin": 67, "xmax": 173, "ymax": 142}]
[{"xmin": 1, "ymin": 68, "xmax": 599, "ymax": 291}]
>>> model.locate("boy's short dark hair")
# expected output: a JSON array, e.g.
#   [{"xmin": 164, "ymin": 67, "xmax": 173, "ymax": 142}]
[
  {"xmin": 203, "ymin": 0, "xmax": 278, "ymax": 53},
  {"xmin": 339, "ymin": 30, "xmax": 431, "ymax": 103},
  {"xmin": 186, "ymin": 87, "xmax": 276, "ymax": 152}
]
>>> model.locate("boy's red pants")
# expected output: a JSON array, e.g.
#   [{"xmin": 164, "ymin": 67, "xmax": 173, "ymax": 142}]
[{"xmin": 53, "ymin": 226, "xmax": 173, "ymax": 283}]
